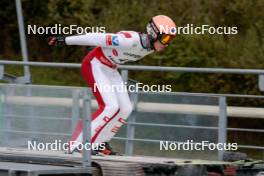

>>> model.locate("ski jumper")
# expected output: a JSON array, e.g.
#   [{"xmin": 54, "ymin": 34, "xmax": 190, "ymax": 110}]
[{"xmin": 66, "ymin": 31, "xmax": 153, "ymax": 152}]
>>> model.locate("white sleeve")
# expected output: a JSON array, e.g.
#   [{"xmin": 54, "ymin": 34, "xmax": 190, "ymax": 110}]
[{"xmin": 65, "ymin": 33, "xmax": 135, "ymax": 48}]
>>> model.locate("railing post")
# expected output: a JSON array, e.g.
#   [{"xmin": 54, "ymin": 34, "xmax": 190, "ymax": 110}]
[
  {"xmin": 259, "ymin": 74, "xmax": 264, "ymax": 91},
  {"xmin": 4, "ymin": 86, "xmax": 14, "ymax": 146},
  {"xmin": 121, "ymin": 69, "xmax": 136, "ymax": 155},
  {"xmin": 15, "ymin": 0, "xmax": 31, "ymax": 80},
  {"xmin": 27, "ymin": 87, "xmax": 37, "ymax": 141},
  {"xmin": 125, "ymin": 91, "xmax": 138, "ymax": 156},
  {"xmin": 0, "ymin": 92, "xmax": 3, "ymax": 144},
  {"xmin": 82, "ymin": 88, "xmax": 91, "ymax": 169},
  {"xmin": 0, "ymin": 65, "xmax": 3, "ymax": 79},
  {"xmin": 71, "ymin": 90, "xmax": 80, "ymax": 133},
  {"xmin": 121, "ymin": 70, "xmax": 128, "ymax": 82},
  {"xmin": 218, "ymin": 96, "xmax": 227, "ymax": 160}
]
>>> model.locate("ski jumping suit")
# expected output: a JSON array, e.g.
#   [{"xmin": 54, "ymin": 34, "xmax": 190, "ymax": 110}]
[{"xmin": 66, "ymin": 31, "xmax": 153, "ymax": 152}]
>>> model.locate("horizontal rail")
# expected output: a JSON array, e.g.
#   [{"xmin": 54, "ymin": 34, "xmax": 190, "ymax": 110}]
[
  {"xmin": 4, "ymin": 114, "xmax": 70, "ymax": 120},
  {"xmin": 0, "ymin": 83, "xmax": 85, "ymax": 90},
  {"xmin": 1, "ymin": 83, "xmax": 264, "ymax": 99},
  {"xmin": 1, "ymin": 129, "xmax": 71, "ymax": 136},
  {"xmin": 121, "ymin": 65, "xmax": 264, "ymax": 75},
  {"xmin": 130, "ymin": 122, "xmax": 219, "ymax": 130},
  {"xmin": 1, "ymin": 60, "xmax": 264, "ymax": 75},
  {"xmin": 129, "ymin": 122, "xmax": 264, "ymax": 133},
  {"xmin": 137, "ymin": 102, "xmax": 264, "ymax": 118},
  {"xmin": 227, "ymin": 128, "xmax": 264, "ymax": 133},
  {"xmin": 3, "ymin": 95, "xmax": 264, "ymax": 118},
  {"xmin": 140, "ymin": 91, "xmax": 264, "ymax": 99},
  {"xmin": 0, "ymin": 60, "xmax": 81, "ymax": 68},
  {"xmin": 113, "ymin": 137, "xmax": 264, "ymax": 150},
  {"xmin": 238, "ymin": 145, "xmax": 264, "ymax": 150}
]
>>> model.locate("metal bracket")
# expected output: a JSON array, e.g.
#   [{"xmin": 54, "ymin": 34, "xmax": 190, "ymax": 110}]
[
  {"xmin": 2, "ymin": 74, "xmax": 31, "ymax": 84},
  {"xmin": 0, "ymin": 65, "xmax": 31, "ymax": 84},
  {"xmin": 15, "ymin": 75, "xmax": 31, "ymax": 84},
  {"xmin": 258, "ymin": 75, "xmax": 264, "ymax": 91},
  {"xmin": 0, "ymin": 65, "xmax": 3, "ymax": 79},
  {"xmin": 2, "ymin": 73, "xmax": 16, "ymax": 83}
]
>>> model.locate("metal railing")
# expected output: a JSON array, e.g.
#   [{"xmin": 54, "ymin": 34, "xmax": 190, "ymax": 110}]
[
  {"xmin": 0, "ymin": 84, "xmax": 92, "ymax": 170},
  {"xmin": 114, "ymin": 91, "xmax": 264, "ymax": 160},
  {"xmin": 1, "ymin": 60, "xmax": 264, "ymax": 90},
  {"xmin": 0, "ymin": 60, "xmax": 264, "ymax": 161},
  {"xmin": 1, "ymin": 60, "xmax": 264, "ymax": 74}
]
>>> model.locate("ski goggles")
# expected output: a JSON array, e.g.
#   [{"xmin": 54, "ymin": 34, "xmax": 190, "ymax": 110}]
[{"xmin": 158, "ymin": 34, "xmax": 175, "ymax": 45}]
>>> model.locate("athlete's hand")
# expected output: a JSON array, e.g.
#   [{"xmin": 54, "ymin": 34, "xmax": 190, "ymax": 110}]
[{"xmin": 48, "ymin": 36, "xmax": 66, "ymax": 46}]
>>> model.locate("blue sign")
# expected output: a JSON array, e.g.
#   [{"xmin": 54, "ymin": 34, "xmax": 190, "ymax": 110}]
[{"xmin": 112, "ymin": 36, "xmax": 119, "ymax": 46}]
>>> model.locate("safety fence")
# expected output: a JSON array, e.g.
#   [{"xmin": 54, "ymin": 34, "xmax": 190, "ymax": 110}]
[
  {"xmin": 113, "ymin": 91, "xmax": 264, "ymax": 160},
  {"xmin": 0, "ymin": 84, "xmax": 92, "ymax": 168},
  {"xmin": 0, "ymin": 60, "xmax": 263, "ymax": 162}
]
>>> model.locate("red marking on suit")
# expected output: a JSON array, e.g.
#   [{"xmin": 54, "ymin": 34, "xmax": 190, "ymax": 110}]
[
  {"xmin": 120, "ymin": 32, "xmax": 132, "ymax": 38},
  {"xmin": 103, "ymin": 116, "xmax": 110, "ymax": 122},
  {"xmin": 111, "ymin": 126, "xmax": 120, "ymax": 133},
  {"xmin": 112, "ymin": 49, "xmax": 118, "ymax": 56},
  {"xmin": 118, "ymin": 118, "xmax": 127, "ymax": 124},
  {"xmin": 106, "ymin": 35, "xmax": 112, "ymax": 45},
  {"xmin": 95, "ymin": 125, "xmax": 103, "ymax": 133}
]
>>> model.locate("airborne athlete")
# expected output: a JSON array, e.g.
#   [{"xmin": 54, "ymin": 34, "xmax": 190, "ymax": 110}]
[{"xmin": 48, "ymin": 15, "xmax": 176, "ymax": 155}]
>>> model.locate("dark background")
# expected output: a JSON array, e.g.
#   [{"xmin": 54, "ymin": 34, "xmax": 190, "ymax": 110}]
[
  {"xmin": 0, "ymin": 0, "xmax": 264, "ymax": 159},
  {"xmin": 1, "ymin": 0, "xmax": 264, "ymax": 99}
]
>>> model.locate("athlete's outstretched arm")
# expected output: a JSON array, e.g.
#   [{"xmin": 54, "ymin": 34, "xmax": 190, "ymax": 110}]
[{"xmin": 48, "ymin": 33, "xmax": 135, "ymax": 49}]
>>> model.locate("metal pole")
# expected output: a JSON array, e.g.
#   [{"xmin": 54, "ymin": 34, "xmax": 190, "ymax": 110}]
[
  {"xmin": 3, "ymin": 86, "xmax": 15, "ymax": 147},
  {"xmin": 0, "ymin": 93, "xmax": 3, "ymax": 145},
  {"xmin": 218, "ymin": 96, "xmax": 227, "ymax": 160},
  {"xmin": 125, "ymin": 112, "xmax": 136, "ymax": 155},
  {"xmin": 71, "ymin": 90, "xmax": 80, "ymax": 133},
  {"xmin": 125, "ymin": 91, "xmax": 138, "ymax": 155},
  {"xmin": 1, "ymin": 60, "xmax": 264, "ymax": 75},
  {"xmin": 121, "ymin": 70, "xmax": 128, "ymax": 82},
  {"xmin": 259, "ymin": 75, "xmax": 264, "ymax": 91},
  {"xmin": 14, "ymin": 0, "xmax": 36, "ymax": 137},
  {"xmin": 0, "ymin": 66, "xmax": 3, "ymax": 79},
  {"xmin": 82, "ymin": 88, "xmax": 91, "ymax": 168},
  {"xmin": 15, "ymin": 0, "xmax": 31, "ymax": 80}
]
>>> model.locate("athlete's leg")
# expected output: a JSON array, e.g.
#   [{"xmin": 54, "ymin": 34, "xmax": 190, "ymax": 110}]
[
  {"xmin": 69, "ymin": 58, "xmax": 119, "ymax": 152},
  {"xmin": 96, "ymin": 69, "xmax": 133, "ymax": 143}
]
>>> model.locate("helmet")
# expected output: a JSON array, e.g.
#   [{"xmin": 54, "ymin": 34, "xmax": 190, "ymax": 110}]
[{"xmin": 146, "ymin": 15, "xmax": 176, "ymax": 45}]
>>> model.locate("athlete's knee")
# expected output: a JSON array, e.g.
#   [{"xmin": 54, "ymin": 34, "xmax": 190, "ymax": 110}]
[
  {"xmin": 120, "ymin": 103, "xmax": 133, "ymax": 119},
  {"xmin": 104, "ymin": 102, "xmax": 120, "ymax": 117}
]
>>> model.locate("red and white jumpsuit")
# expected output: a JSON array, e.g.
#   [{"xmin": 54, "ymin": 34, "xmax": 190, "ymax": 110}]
[{"xmin": 66, "ymin": 31, "xmax": 153, "ymax": 152}]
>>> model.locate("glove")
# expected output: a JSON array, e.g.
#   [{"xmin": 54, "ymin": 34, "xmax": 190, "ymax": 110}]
[{"xmin": 48, "ymin": 36, "xmax": 66, "ymax": 46}]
